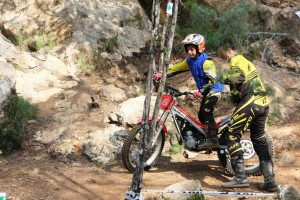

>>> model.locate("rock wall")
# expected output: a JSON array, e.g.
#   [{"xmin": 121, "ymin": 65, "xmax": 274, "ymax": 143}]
[
  {"xmin": 0, "ymin": 0, "xmax": 299, "ymax": 165},
  {"xmin": 0, "ymin": 0, "xmax": 151, "ymax": 70},
  {"xmin": 0, "ymin": 0, "xmax": 152, "ymax": 163}
]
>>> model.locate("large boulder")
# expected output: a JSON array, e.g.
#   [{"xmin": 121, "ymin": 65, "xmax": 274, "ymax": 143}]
[
  {"xmin": 257, "ymin": 2, "xmax": 300, "ymax": 33},
  {"xmin": 47, "ymin": 125, "xmax": 125, "ymax": 164},
  {"xmin": 106, "ymin": 95, "xmax": 157, "ymax": 126},
  {"xmin": 0, "ymin": 34, "xmax": 16, "ymax": 110},
  {"xmin": 0, "ymin": 59, "xmax": 16, "ymax": 110},
  {"xmin": 162, "ymin": 180, "xmax": 202, "ymax": 200}
]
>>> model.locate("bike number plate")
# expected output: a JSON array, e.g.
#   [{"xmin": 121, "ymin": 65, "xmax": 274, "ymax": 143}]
[{"xmin": 160, "ymin": 94, "xmax": 173, "ymax": 109}]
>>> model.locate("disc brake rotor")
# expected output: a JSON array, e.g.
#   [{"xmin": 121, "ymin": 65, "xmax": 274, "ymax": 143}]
[{"xmin": 240, "ymin": 139, "xmax": 255, "ymax": 160}]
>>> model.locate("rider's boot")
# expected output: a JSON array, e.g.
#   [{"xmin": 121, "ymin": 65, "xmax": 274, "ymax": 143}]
[
  {"xmin": 258, "ymin": 160, "xmax": 278, "ymax": 192},
  {"xmin": 221, "ymin": 157, "xmax": 250, "ymax": 188},
  {"xmin": 198, "ymin": 125, "xmax": 219, "ymax": 149}
]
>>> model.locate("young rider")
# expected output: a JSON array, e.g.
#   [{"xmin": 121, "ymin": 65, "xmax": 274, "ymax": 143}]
[
  {"xmin": 153, "ymin": 34, "xmax": 226, "ymax": 149},
  {"xmin": 218, "ymin": 39, "xmax": 277, "ymax": 192}
]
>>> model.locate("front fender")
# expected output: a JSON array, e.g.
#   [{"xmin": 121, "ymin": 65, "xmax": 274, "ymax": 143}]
[{"xmin": 137, "ymin": 116, "xmax": 168, "ymax": 134}]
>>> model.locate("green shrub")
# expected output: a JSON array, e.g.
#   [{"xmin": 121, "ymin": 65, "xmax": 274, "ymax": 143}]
[
  {"xmin": 98, "ymin": 36, "xmax": 118, "ymax": 53},
  {"xmin": 213, "ymin": 2, "xmax": 255, "ymax": 51},
  {"xmin": 93, "ymin": 52, "xmax": 110, "ymax": 74},
  {"xmin": 16, "ymin": 33, "xmax": 31, "ymax": 50},
  {"xmin": 187, "ymin": 194, "xmax": 205, "ymax": 200},
  {"xmin": 0, "ymin": 94, "xmax": 38, "ymax": 155},
  {"xmin": 36, "ymin": 31, "xmax": 56, "ymax": 51},
  {"xmin": 170, "ymin": 144, "xmax": 183, "ymax": 155},
  {"xmin": 16, "ymin": 31, "xmax": 56, "ymax": 52},
  {"xmin": 78, "ymin": 54, "xmax": 94, "ymax": 75},
  {"xmin": 190, "ymin": 5, "xmax": 218, "ymax": 40},
  {"xmin": 93, "ymin": 36, "xmax": 118, "ymax": 73},
  {"xmin": 267, "ymin": 97, "xmax": 282, "ymax": 125},
  {"xmin": 178, "ymin": 1, "xmax": 258, "ymax": 51}
]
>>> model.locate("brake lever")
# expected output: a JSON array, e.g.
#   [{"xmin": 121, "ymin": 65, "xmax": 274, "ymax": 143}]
[{"xmin": 180, "ymin": 92, "xmax": 194, "ymax": 101}]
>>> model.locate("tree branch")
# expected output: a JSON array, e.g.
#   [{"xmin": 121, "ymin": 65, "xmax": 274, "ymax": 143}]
[{"xmin": 248, "ymin": 32, "xmax": 290, "ymax": 36}]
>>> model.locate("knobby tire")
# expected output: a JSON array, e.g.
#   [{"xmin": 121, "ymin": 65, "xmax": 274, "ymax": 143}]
[
  {"xmin": 218, "ymin": 132, "xmax": 275, "ymax": 176},
  {"xmin": 121, "ymin": 125, "xmax": 165, "ymax": 173}
]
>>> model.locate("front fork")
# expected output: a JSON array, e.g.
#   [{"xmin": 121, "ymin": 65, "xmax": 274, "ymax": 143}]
[{"xmin": 148, "ymin": 109, "xmax": 170, "ymax": 148}]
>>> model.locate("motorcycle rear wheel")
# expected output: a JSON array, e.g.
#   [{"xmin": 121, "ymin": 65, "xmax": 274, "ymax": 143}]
[
  {"xmin": 218, "ymin": 132, "xmax": 275, "ymax": 176},
  {"xmin": 121, "ymin": 125, "xmax": 165, "ymax": 173}
]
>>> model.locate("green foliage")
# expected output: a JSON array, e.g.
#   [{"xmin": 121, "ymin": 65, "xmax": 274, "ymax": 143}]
[
  {"xmin": 213, "ymin": 3, "xmax": 255, "ymax": 51},
  {"xmin": 133, "ymin": 12, "xmax": 143, "ymax": 22},
  {"xmin": 93, "ymin": 36, "xmax": 118, "ymax": 73},
  {"xmin": 170, "ymin": 144, "xmax": 183, "ymax": 155},
  {"xmin": 161, "ymin": 46, "xmax": 168, "ymax": 53},
  {"xmin": 36, "ymin": 31, "xmax": 56, "ymax": 51},
  {"xmin": 178, "ymin": 1, "xmax": 258, "ymax": 51},
  {"xmin": 190, "ymin": 6, "xmax": 218, "ymax": 39},
  {"xmin": 93, "ymin": 51, "xmax": 110, "ymax": 73},
  {"xmin": 133, "ymin": 11, "xmax": 145, "ymax": 28},
  {"xmin": 267, "ymin": 97, "xmax": 282, "ymax": 125},
  {"xmin": 0, "ymin": 94, "xmax": 38, "ymax": 155},
  {"xmin": 16, "ymin": 33, "xmax": 31, "ymax": 50},
  {"xmin": 259, "ymin": 84, "xmax": 282, "ymax": 126},
  {"xmin": 187, "ymin": 194, "xmax": 205, "ymax": 200},
  {"xmin": 98, "ymin": 36, "xmax": 118, "ymax": 53},
  {"xmin": 265, "ymin": 84, "xmax": 275, "ymax": 96},
  {"xmin": 16, "ymin": 31, "xmax": 56, "ymax": 51},
  {"xmin": 78, "ymin": 54, "xmax": 94, "ymax": 75}
]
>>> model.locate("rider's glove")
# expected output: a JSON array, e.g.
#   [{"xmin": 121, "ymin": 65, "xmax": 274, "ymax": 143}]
[
  {"xmin": 204, "ymin": 70, "xmax": 216, "ymax": 82},
  {"xmin": 153, "ymin": 72, "xmax": 162, "ymax": 81},
  {"xmin": 193, "ymin": 91, "xmax": 202, "ymax": 99}
]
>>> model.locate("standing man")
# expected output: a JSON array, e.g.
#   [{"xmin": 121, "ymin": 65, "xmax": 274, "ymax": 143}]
[
  {"xmin": 154, "ymin": 34, "xmax": 226, "ymax": 149},
  {"xmin": 218, "ymin": 39, "xmax": 277, "ymax": 192}
]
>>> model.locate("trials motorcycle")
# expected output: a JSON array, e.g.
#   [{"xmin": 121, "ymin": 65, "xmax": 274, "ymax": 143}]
[{"xmin": 121, "ymin": 85, "xmax": 274, "ymax": 176}]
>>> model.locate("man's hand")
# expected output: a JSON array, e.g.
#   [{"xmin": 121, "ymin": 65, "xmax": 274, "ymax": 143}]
[
  {"xmin": 153, "ymin": 72, "xmax": 162, "ymax": 81},
  {"xmin": 193, "ymin": 91, "xmax": 202, "ymax": 99}
]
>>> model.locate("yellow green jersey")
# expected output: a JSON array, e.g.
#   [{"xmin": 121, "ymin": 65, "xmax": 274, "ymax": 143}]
[{"xmin": 224, "ymin": 55, "xmax": 269, "ymax": 105}]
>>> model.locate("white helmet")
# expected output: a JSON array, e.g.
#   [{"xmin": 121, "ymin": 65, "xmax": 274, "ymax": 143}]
[{"xmin": 182, "ymin": 34, "xmax": 205, "ymax": 53}]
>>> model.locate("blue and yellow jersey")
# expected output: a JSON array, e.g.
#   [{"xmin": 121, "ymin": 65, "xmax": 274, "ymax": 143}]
[{"xmin": 167, "ymin": 53, "xmax": 225, "ymax": 93}]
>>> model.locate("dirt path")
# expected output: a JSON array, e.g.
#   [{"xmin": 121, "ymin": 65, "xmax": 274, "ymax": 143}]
[{"xmin": 0, "ymin": 142, "xmax": 299, "ymax": 200}]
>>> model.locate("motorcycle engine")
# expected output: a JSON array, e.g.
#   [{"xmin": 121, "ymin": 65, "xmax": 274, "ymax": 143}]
[
  {"xmin": 176, "ymin": 116, "xmax": 206, "ymax": 151},
  {"xmin": 183, "ymin": 128, "xmax": 206, "ymax": 151},
  {"xmin": 185, "ymin": 131, "xmax": 197, "ymax": 149}
]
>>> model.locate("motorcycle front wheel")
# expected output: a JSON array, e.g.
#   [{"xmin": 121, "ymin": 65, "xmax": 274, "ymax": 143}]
[
  {"xmin": 121, "ymin": 125, "xmax": 165, "ymax": 173},
  {"xmin": 218, "ymin": 132, "xmax": 275, "ymax": 176}
]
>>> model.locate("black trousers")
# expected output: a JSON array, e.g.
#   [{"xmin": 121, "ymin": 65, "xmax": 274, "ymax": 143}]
[
  {"xmin": 225, "ymin": 95, "xmax": 272, "ymax": 161},
  {"xmin": 198, "ymin": 92, "xmax": 221, "ymax": 131}
]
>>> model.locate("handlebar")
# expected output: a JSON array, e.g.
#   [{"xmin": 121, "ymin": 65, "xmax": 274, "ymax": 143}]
[{"xmin": 165, "ymin": 85, "xmax": 193, "ymax": 97}]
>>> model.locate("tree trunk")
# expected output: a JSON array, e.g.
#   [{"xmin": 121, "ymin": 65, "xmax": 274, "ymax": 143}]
[
  {"xmin": 125, "ymin": 0, "xmax": 179, "ymax": 199},
  {"xmin": 150, "ymin": 0, "xmax": 179, "ymax": 138},
  {"xmin": 125, "ymin": 0, "xmax": 161, "ymax": 199}
]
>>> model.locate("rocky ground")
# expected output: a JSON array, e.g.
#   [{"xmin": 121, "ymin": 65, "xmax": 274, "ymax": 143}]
[
  {"xmin": 1, "ymin": 52, "xmax": 300, "ymax": 200},
  {"xmin": 0, "ymin": 129, "xmax": 299, "ymax": 200},
  {"xmin": 0, "ymin": 1, "xmax": 299, "ymax": 199},
  {"xmin": 0, "ymin": 72, "xmax": 300, "ymax": 200}
]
